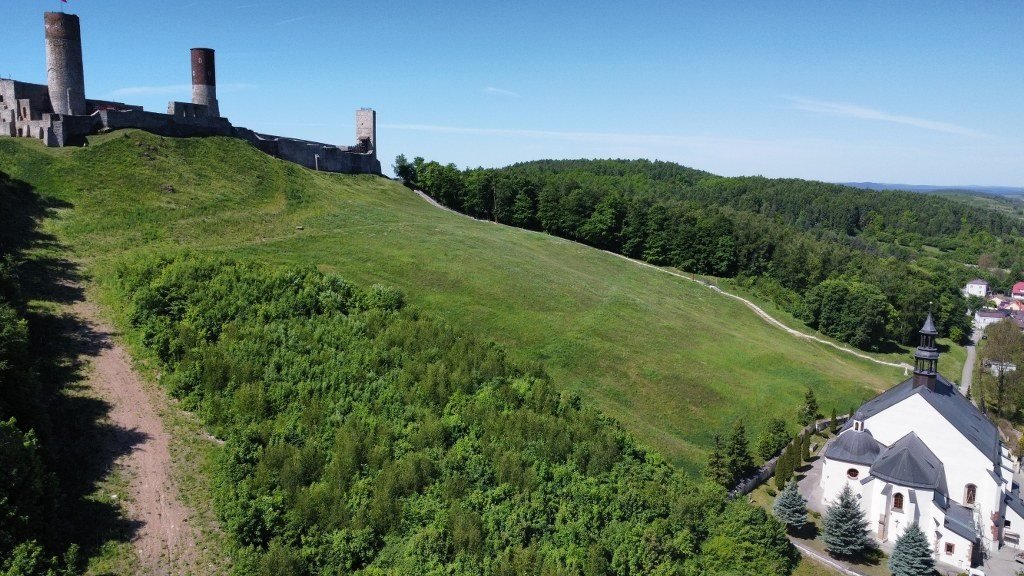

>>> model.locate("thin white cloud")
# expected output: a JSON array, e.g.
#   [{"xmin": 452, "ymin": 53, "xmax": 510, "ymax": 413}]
[
  {"xmin": 108, "ymin": 83, "xmax": 256, "ymax": 97},
  {"xmin": 483, "ymin": 86, "xmax": 520, "ymax": 98},
  {"xmin": 789, "ymin": 97, "xmax": 987, "ymax": 138},
  {"xmin": 382, "ymin": 123, "xmax": 803, "ymax": 151},
  {"xmin": 275, "ymin": 16, "xmax": 308, "ymax": 25},
  {"xmin": 109, "ymin": 84, "xmax": 191, "ymax": 97}
]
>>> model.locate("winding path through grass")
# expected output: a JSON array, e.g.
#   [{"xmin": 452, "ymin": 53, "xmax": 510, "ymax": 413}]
[{"xmin": 412, "ymin": 188, "xmax": 912, "ymax": 372}]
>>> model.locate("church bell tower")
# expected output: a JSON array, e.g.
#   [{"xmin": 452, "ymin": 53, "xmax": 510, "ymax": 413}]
[{"xmin": 912, "ymin": 312, "xmax": 939, "ymax": 390}]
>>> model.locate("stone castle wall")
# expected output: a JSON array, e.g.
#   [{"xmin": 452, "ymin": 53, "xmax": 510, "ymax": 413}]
[
  {"xmin": 1, "ymin": 11, "xmax": 381, "ymax": 176},
  {"xmin": 236, "ymin": 128, "xmax": 381, "ymax": 175}
]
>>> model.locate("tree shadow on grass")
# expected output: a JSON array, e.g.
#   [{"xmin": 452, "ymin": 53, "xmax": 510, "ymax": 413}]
[
  {"xmin": 1, "ymin": 170, "xmax": 145, "ymax": 561},
  {"xmin": 845, "ymin": 546, "xmax": 885, "ymax": 567},
  {"xmin": 790, "ymin": 522, "xmax": 819, "ymax": 540}
]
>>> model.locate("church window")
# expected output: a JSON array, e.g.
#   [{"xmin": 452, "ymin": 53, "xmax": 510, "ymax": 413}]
[
  {"xmin": 847, "ymin": 468, "xmax": 859, "ymax": 479},
  {"xmin": 965, "ymin": 484, "xmax": 977, "ymax": 505},
  {"xmin": 945, "ymin": 542, "xmax": 955, "ymax": 555},
  {"xmin": 892, "ymin": 493, "xmax": 904, "ymax": 511},
  {"xmin": 853, "ymin": 421, "xmax": 863, "ymax": 432}
]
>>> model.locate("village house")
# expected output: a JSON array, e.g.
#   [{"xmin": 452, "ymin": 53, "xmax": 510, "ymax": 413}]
[
  {"xmin": 1012, "ymin": 282, "xmax": 1024, "ymax": 301},
  {"xmin": 965, "ymin": 279, "xmax": 990, "ymax": 298},
  {"xmin": 976, "ymin": 308, "xmax": 1013, "ymax": 331}
]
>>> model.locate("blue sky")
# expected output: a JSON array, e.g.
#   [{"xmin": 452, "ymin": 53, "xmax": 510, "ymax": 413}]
[{"xmin": 6, "ymin": 1, "xmax": 1023, "ymax": 184}]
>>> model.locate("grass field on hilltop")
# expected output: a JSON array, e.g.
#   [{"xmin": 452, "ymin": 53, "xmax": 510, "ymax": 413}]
[{"xmin": 0, "ymin": 131, "xmax": 909, "ymax": 470}]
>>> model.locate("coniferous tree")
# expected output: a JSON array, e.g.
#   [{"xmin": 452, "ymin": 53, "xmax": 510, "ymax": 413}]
[
  {"xmin": 725, "ymin": 421, "xmax": 754, "ymax": 484},
  {"xmin": 773, "ymin": 480, "xmax": 808, "ymax": 531},
  {"xmin": 773, "ymin": 446, "xmax": 794, "ymax": 490},
  {"xmin": 773, "ymin": 456, "xmax": 788, "ymax": 491},
  {"xmin": 799, "ymin": 388, "xmax": 819, "ymax": 425},
  {"xmin": 823, "ymin": 484, "xmax": 871, "ymax": 558},
  {"xmin": 784, "ymin": 442, "xmax": 798, "ymax": 481},
  {"xmin": 801, "ymin": 431, "xmax": 811, "ymax": 462},
  {"xmin": 705, "ymin": 434, "xmax": 731, "ymax": 487},
  {"xmin": 888, "ymin": 522, "xmax": 935, "ymax": 576},
  {"xmin": 757, "ymin": 418, "xmax": 791, "ymax": 460},
  {"xmin": 829, "ymin": 408, "xmax": 838, "ymax": 434},
  {"xmin": 793, "ymin": 433, "xmax": 804, "ymax": 464}
]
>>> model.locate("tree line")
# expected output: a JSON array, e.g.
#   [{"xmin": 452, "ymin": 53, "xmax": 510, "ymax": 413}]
[
  {"xmin": 396, "ymin": 156, "xmax": 992, "ymax": 350},
  {"xmin": 115, "ymin": 253, "xmax": 798, "ymax": 575}
]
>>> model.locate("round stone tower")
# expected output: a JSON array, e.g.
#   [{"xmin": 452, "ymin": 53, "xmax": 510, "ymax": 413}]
[
  {"xmin": 45, "ymin": 12, "xmax": 87, "ymax": 116},
  {"xmin": 190, "ymin": 48, "xmax": 219, "ymax": 117}
]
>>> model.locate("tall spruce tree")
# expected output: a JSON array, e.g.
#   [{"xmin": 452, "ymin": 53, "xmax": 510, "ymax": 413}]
[
  {"xmin": 888, "ymin": 523, "xmax": 935, "ymax": 576},
  {"xmin": 801, "ymin": 431, "xmax": 811, "ymax": 462},
  {"xmin": 705, "ymin": 434, "xmax": 732, "ymax": 487},
  {"xmin": 829, "ymin": 408, "xmax": 838, "ymax": 434},
  {"xmin": 773, "ymin": 480, "xmax": 808, "ymax": 531},
  {"xmin": 725, "ymin": 421, "xmax": 754, "ymax": 484},
  {"xmin": 799, "ymin": 388, "xmax": 819, "ymax": 425},
  {"xmin": 823, "ymin": 484, "xmax": 871, "ymax": 558}
]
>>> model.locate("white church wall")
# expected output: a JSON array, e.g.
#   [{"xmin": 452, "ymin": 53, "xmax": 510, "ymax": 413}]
[
  {"xmin": 864, "ymin": 395, "xmax": 1000, "ymax": 507},
  {"xmin": 1004, "ymin": 504, "xmax": 1024, "ymax": 549},
  {"xmin": 819, "ymin": 455, "xmax": 871, "ymax": 503}
]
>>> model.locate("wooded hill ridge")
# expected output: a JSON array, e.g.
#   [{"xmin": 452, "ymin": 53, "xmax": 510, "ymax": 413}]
[{"xmin": 402, "ymin": 157, "xmax": 1020, "ymax": 350}]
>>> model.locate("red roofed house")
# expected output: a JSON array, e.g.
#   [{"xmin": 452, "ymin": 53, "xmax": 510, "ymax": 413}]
[{"xmin": 1013, "ymin": 282, "xmax": 1024, "ymax": 300}]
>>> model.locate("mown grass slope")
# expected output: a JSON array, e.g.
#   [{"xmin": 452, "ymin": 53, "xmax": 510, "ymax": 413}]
[{"xmin": 0, "ymin": 131, "xmax": 905, "ymax": 470}]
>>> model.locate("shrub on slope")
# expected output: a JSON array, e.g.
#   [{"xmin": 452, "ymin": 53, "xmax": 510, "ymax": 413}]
[{"xmin": 116, "ymin": 253, "xmax": 796, "ymax": 575}]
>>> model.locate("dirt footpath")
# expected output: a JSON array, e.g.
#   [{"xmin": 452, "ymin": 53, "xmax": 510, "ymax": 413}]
[{"xmin": 73, "ymin": 299, "xmax": 200, "ymax": 575}]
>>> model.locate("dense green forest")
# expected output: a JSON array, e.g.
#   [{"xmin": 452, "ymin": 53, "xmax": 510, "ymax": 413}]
[
  {"xmin": 114, "ymin": 253, "xmax": 795, "ymax": 575},
  {"xmin": 398, "ymin": 157, "xmax": 1021, "ymax": 350}
]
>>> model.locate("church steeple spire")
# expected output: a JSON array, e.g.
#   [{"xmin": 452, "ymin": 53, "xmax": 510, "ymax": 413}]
[{"xmin": 913, "ymin": 312, "xmax": 939, "ymax": 390}]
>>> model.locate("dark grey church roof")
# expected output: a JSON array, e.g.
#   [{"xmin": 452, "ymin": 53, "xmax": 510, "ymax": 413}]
[
  {"xmin": 943, "ymin": 501, "xmax": 978, "ymax": 541},
  {"xmin": 847, "ymin": 373, "xmax": 1000, "ymax": 465},
  {"xmin": 921, "ymin": 312, "xmax": 938, "ymax": 335},
  {"xmin": 824, "ymin": 429, "xmax": 884, "ymax": 466},
  {"xmin": 1006, "ymin": 493, "xmax": 1024, "ymax": 519},
  {"xmin": 870, "ymin": 432, "xmax": 946, "ymax": 490}
]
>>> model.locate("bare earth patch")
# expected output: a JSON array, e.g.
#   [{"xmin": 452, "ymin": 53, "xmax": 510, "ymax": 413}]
[{"xmin": 72, "ymin": 299, "xmax": 200, "ymax": 575}]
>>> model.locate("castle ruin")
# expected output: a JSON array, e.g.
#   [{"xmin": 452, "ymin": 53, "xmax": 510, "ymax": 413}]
[{"xmin": 0, "ymin": 12, "xmax": 381, "ymax": 175}]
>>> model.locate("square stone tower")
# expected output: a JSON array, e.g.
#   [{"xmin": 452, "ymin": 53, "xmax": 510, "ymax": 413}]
[{"xmin": 355, "ymin": 108, "xmax": 376, "ymax": 153}]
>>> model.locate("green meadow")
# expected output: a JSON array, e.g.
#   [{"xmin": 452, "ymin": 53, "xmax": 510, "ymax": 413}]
[{"xmin": 1, "ymin": 131, "xmax": 905, "ymax": 470}]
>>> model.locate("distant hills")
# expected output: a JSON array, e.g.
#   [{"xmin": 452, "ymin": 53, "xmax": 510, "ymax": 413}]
[{"xmin": 842, "ymin": 182, "xmax": 1024, "ymax": 196}]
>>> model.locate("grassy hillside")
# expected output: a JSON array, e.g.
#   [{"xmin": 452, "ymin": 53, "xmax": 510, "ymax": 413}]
[{"xmin": 0, "ymin": 131, "xmax": 905, "ymax": 470}]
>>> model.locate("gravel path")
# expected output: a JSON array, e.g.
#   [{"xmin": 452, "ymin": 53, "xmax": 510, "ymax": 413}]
[
  {"xmin": 960, "ymin": 331, "xmax": 979, "ymax": 397},
  {"xmin": 72, "ymin": 299, "xmax": 200, "ymax": 574},
  {"xmin": 411, "ymin": 188, "xmax": 911, "ymax": 372}
]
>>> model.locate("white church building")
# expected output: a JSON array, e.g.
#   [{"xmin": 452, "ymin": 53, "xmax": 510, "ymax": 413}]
[{"xmin": 819, "ymin": 314, "xmax": 1024, "ymax": 571}]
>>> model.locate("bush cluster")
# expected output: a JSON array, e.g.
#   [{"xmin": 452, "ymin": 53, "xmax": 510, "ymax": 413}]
[{"xmin": 116, "ymin": 253, "xmax": 797, "ymax": 575}]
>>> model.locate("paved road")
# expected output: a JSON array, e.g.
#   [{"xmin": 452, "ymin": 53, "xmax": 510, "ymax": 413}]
[{"xmin": 961, "ymin": 330, "xmax": 980, "ymax": 397}]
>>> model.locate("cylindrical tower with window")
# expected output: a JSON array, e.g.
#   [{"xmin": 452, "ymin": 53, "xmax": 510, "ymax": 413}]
[{"xmin": 45, "ymin": 12, "xmax": 87, "ymax": 116}]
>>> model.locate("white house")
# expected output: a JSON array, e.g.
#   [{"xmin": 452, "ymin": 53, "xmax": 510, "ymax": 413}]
[
  {"xmin": 986, "ymin": 361, "xmax": 1018, "ymax": 378},
  {"xmin": 819, "ymin": 314, "xmax": 1024, "ymax": 571},
  {"xmin": 975, "ymin": 308, "xmax": 1011, "ymax": 331},
  {"xmin": 965, "ymin": 279, "xmax": 989, "ymax": 298}
]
